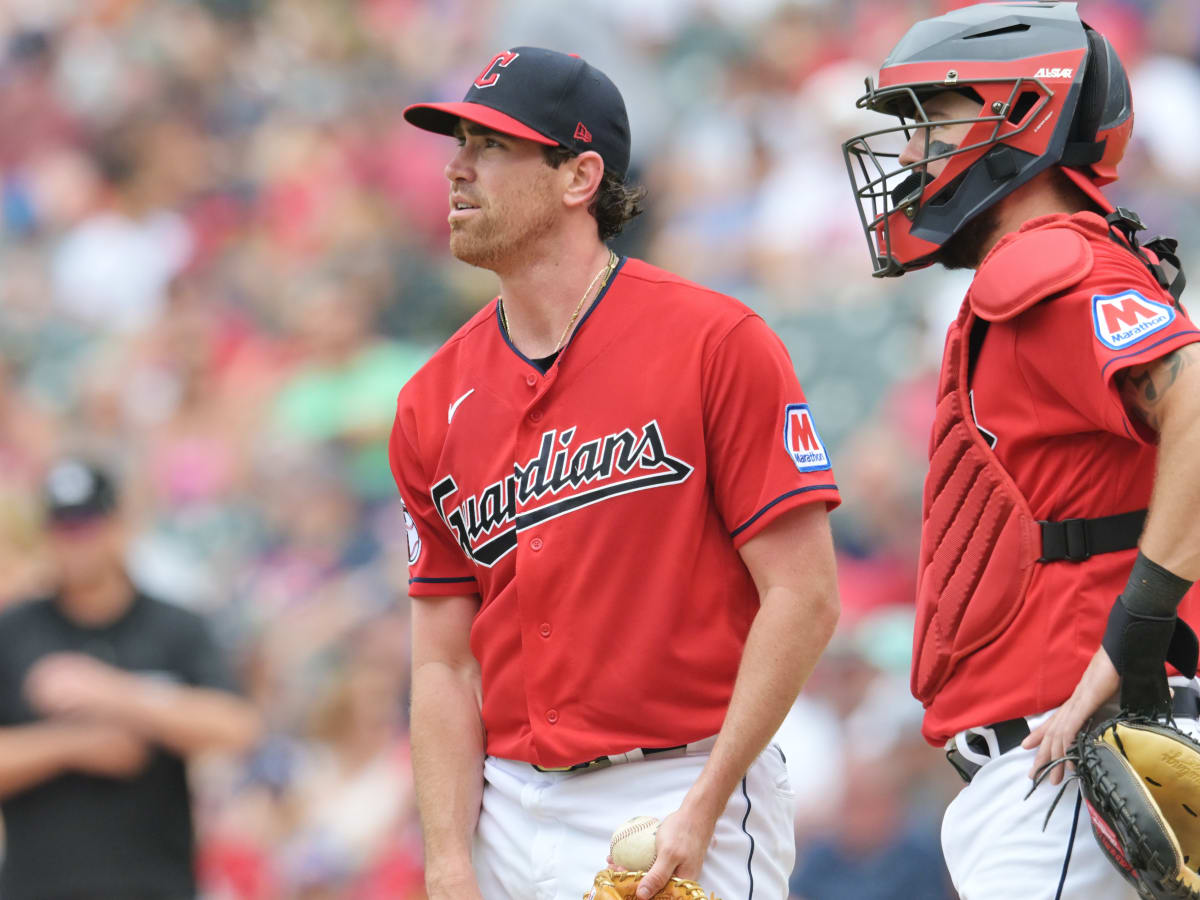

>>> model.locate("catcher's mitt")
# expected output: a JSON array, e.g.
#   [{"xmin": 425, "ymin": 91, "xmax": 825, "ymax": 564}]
[
  {"xmin": 583, "ymin": 869, "xmax": 721, "ymax": 900},
  {"xmin": 1075, "ymin": 716, "xmax": 1200, "ymax": 899}
]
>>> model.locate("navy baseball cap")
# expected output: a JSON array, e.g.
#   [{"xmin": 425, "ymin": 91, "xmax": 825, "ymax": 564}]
[
  {"xmin": 43, "ymin": 459, "xmax": 117, "ymax": 523},
  {"xmin": 404, "ymin": 46, "xmax": 631, "ymax": 179}
]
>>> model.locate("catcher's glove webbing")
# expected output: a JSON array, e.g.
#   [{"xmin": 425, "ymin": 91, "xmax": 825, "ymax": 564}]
[
  {"xmin": 583, "ymin": 869, "xmax": 720, "ymax": 900},
  {"xmin": 1076, "ymin": 717, "xmax": 1200, "ymax": 899}
]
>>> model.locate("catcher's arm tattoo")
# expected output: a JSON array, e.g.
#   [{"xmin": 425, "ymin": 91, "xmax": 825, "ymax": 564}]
[{"xmin": 1118, "ymin": 343, "xmax": 1200, "ymax": 431}]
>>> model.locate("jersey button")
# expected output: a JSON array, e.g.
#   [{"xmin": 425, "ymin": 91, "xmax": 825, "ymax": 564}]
[
  {"xmin": 546, "ymin": 708, "xmax": 559, "ymax": 724},
  {"xmin": 539, "ymin": 622, "xmax": 552, "ymax": 638},
  {"xmin": 530, "ymin": 537, "xmax": 544, "ymax": 551},
  {"xmin": 525, "ymin": 373, "xmax": 537, "ymax": 387},
  {"xmin": 529, "ymin": 409, "xmax": 543, "ymax": 423}
]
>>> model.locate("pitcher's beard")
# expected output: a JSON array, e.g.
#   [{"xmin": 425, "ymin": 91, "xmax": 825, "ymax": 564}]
[{"xmin": 450, "ymin": 206, "xmax": 559, "ymax": 271}]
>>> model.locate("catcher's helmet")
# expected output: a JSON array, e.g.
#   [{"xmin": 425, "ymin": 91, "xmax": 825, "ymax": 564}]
[{"xmin": 843, "ymin": 2, "xmax": 1133, "ymax": 277}]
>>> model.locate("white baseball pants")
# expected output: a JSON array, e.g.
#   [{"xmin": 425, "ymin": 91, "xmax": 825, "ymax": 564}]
[
  {"xmin": 942, "ymin": 677, "xmax": 1200, "ymax": 899},
  {"xmin": 473, "ymin": 741, "xmax": 795, "ymax": 900}
]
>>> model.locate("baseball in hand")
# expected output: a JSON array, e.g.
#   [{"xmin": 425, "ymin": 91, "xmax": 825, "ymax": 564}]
[{"xmin": 609, "ymin": 815, "xmax": 659, "ymax": 871}]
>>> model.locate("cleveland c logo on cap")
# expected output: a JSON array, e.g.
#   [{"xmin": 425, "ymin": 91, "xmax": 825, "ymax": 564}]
[{"xmin": 474, "ymin": 51, "xmax": 519, "ymax": 89}]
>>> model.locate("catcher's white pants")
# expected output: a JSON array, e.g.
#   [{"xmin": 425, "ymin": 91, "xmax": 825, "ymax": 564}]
[
  {"xmin": 473, "ymin": 740, "xmax": 795, "ymax": 900},
  {"xmin": 942, "ymin": 676, "xmax": 1200, "ymax": 900}
]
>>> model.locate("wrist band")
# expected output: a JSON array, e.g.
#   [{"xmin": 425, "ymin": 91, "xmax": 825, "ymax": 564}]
[
  {"xmin": 1102, "ymin": 551, "xmax": 1198, "ymax": 695},
  {"xmin": 1101, "ymin": 599, "xmax": 1175, "ymax": 676},
  {"xmin": 1120, "ymin": 551, "xmax": 1194, "ymax": 618}
]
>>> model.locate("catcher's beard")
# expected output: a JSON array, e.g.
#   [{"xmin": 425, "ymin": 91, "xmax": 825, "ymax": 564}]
[{"xmin": 934, "ymin": 203, "xmax": 1003, "ymax": 271}]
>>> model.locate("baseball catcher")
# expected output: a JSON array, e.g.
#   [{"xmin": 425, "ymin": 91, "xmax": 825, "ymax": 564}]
[{"xmin": 843, "ymin": 2, "xmax": 1200, "ymax": 897}]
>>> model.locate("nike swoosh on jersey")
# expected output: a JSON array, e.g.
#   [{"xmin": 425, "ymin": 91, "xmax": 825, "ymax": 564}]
[{"xmin": 448, "ymin": 388, "xmax": 476, "ymax": 424}]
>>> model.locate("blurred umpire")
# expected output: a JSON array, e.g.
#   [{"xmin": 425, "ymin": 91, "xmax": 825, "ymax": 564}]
[{"xmin": 0, "ymin": 459, "xmax": 261, "ymax": 900}]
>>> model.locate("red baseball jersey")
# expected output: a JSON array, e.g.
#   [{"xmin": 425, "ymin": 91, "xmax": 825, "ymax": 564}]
[
  {"xmin": 923, "ymin": 212, "xmax": 1200, "ymax": 743},
  {"xmin": 390, "ymin": 257, "xmax": 840, "ymax": 766}
]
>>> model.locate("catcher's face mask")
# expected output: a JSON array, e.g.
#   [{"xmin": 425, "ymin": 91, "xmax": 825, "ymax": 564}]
[
  {"xmin": 842, "ymin": 73, "xmax": 1057, "ymax": 277},
  {"xmin": 840, "ymin": 1, "xmax": 1133, "ymax": 278}
]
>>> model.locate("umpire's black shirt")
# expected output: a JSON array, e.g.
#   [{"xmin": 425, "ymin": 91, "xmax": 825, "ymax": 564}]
[{"xmin": 0, "ymin": 591, "xmax": 239, "ymax": 900}]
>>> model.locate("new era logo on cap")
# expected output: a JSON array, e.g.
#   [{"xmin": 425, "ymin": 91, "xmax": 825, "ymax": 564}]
[{"xmin": 403, "ymin": 46, "xmax": 631, "ymax": 178}]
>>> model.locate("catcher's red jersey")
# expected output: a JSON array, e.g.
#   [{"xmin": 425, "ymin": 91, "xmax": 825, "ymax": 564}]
[
  {"xmin": 390, "ymin": 257, "xmax": 840, "ymax": 766},
  {"xmin": 922, "ymin": 212, "xmax": 1200, "ymax": 743}
]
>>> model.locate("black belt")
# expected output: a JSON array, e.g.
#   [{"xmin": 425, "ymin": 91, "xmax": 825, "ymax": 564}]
[
  {"xmin": 945, "ymin": 718, "xmax": 1032, "ymax": 784},
  {"xmin": 946, "ymin": 685, "xmax": 1200, "ymax": 784},
  {"xmin": 530, "ymin": 737, "xmax": 716, "ymax": 773},
  {"xmin": 1038, "ymin": 509, "xmax": 1146, "ymax": 563}
]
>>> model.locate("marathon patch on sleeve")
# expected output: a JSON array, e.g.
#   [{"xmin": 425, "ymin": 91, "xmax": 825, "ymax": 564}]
[
  {"xmin": 1092, "ymin": 290, "xmax": 1175, "ymax": 350},
  {"xmin": 783, "ymin": 403, "xmax": 831, "ymax": 473}
]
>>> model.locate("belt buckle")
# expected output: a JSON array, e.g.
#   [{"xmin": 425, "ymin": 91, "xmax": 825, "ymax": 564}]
[
  {"xmin": 533, "ymin": 744, "xmax": 690, "ymax": 774},
  {"xmin": 533, "ymin": 755, "xmax": 611, "ymax": 773},
  {"xmin": 1062, "ymin": 518, "xmax": 1089, "ymax": 561}
]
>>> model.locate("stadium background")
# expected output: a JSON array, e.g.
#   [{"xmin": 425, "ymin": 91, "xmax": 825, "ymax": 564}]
[{"xmin": 1, "ymin": 0, "xmax": 1198, "ymax": 896}]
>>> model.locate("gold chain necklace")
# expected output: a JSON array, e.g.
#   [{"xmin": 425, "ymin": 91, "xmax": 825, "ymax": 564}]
[{"xmin": 499, "ymin": 250, "xmax": 618, "ymax": 355}]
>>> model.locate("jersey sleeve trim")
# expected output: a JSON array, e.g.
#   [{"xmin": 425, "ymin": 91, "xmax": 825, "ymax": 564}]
[
  {"xmin": 409, "ymin": 586, "xmax": 480, "ymax": 599},
  {"xmin": 1099, "ymin": 327, "xmax": 1200, "ymax": 444},
  {"xmin": 730, "ymin": 484, "xmax": 838, "ymax": 540},
  {"xmin": 409, "ymin": 576, "xmax": 478, "ymax": 584},
  {"xmin": 1099, "ymin": 329, "xmax": 1200, "ymax": 380}
]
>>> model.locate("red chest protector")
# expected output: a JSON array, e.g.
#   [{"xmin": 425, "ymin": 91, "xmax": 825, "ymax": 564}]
[{"xmin": 912, "ymin": 225, "xmax": 1096, "ymax": 704}]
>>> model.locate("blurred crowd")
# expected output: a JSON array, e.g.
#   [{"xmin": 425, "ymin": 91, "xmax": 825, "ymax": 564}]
[{"xmin": 2, "ymin": 0, "xmax": 1199, "ymax": 897}]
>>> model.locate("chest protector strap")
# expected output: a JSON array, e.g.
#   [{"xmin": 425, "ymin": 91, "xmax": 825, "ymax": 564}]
[{"xmin": 1038, "ymin": 509, "xmax": 1146, "ymax": 563}]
